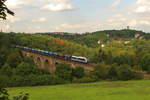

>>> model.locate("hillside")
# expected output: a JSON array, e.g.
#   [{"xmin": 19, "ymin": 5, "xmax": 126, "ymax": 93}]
[
  {"xmin": 0, "ymin": 31, "xmax": 150, "ymax": 87},
  {"xmin": 41, "ymin": 29, "xmax": 150, "ymax": 47}
]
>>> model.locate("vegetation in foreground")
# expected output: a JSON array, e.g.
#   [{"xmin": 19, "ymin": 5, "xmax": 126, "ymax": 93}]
[
  {"xmin": 7, "ymin": 80, "xmax": 150, "ymax": 100},
  {"xmin": 0, "ymin": 87, "xmax": 29, "ymax": 100}
]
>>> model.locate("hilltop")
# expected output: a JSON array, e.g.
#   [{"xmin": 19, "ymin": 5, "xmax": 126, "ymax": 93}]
[{"xmin": 40, "ymin": 29, "xmax": 150, "ymax": 47}]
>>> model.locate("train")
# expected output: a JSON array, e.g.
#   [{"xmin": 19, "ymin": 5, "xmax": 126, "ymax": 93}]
[{"xmin": 16, "ymin": 45, "xmax": 89, "ymax": 64}]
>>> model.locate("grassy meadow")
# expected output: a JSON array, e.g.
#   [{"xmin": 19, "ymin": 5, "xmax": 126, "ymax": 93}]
[{"xmin": 8, "ymin": 80, "xmax": 150, "ymax": 100}]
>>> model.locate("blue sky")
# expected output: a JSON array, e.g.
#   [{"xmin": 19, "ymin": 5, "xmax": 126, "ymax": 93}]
[{"xmin": 1, "ymin": 0, "xmax": 150, "ymax": 33}]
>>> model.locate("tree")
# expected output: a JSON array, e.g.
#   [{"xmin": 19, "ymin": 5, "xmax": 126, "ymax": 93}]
[
  {"xmin": 107, "ymin": 64, "xmax": 118, "ymax": 80},
  {"xmin": 7, "ymin": 52, "xmax": 22, "ymax": 68},
  {"xmin": 15, "ymin": 62, "xmax": 33, "ymax": 76},
  {"xmin": 72, "ymin": 66, "xmax": 85, "ymax": 78},
  {"xmin": 113, "ymin": 54, "xmax": 134, "ymax": 66},
  {"xmin": 140, "ymin": 54, "xmax": 150, "ymax": 71},
  {"xmin": 117, "ymin": 64, "xmax": 134, "ymax": 81},
  {"xmin": 0, "ymin": 63, "xmax": 12, "ymax": 76},
  {"xmin": 97, "ymin": 48, "xmax": 107, "ymax": 62},
  {"xmin": 0, "ymin": 0, "xmax": 14, "ymax": 20},
  {"xmin": 55, "ymin": 63, "xmax": 73, "ymax": 81},
  {"xmin": 93, "ymin": 62, "xmax": 109, "ymax": 79}
]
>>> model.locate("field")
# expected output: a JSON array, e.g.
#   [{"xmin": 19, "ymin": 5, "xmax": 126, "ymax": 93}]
[{"xmin": 7, "ymin": 80, "xmax": 150, "ymax": 100}]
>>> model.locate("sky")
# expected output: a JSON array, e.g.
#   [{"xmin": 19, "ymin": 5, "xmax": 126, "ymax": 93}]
[{"xmin": 1, "ymin": 0, "xmax": 150, "ymax": 33}]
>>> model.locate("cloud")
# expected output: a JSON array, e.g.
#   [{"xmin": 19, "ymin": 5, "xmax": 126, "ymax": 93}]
[
  {"xmin": 41, "ymin": 0, "xmax": 74, "ymax": 12},
  {"xmin": 111, "ymin": 0, "xmax": 122, "ymax": 8},
  {"xmin": 0, "ymin": 24, "xmax": 10, "ymax": 32},
  {"xmin": 27, "ymin": 26, "xmax": 45, "ymax": 33},
  {"xmin": 5, "ymin": 0, "xmax": 26, "ymax": 9},
  {"xmin": 135, "ymin": 0, "xmax": 150, "ymax": 13},
  {"xmin": 60, "ymin": 23, "xmax": 83, "ymax": 28},
  {"xmin": 7, "ymin": 15, "xmax": 20, "ymax": 23},
  {"xmin": 32, "ymin": 17, "xmax": 47, "ymax": 23},
  {"xmin": 42, "ymin": 4, "xmax": 74, "ymax": 12},
  {"xmin": 139, "ymin": 20, "xmax": 150, "ymax": 25},
  {"xmin": 53, "ymin": 23, "xmax": 100, "ymax": 33},
  {"xmin": 106, "ymin": 13, "xmax": 150, "ymax": 29}
]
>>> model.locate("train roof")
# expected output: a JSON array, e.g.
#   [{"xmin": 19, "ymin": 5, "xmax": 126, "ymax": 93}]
[{"xmin": 72, "ymin": 56, "xmax": 87, "ymax": 59}]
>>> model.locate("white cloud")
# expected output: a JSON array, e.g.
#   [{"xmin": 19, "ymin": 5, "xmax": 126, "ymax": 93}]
[
  {"xmin": 41, "ymin": 0, "xmax": 74, "ymax": 12},
  {"xmin": 7, "ymin": 15, "xmax": 20, "ymax": 23},
  {"xmin": 111, "ymin": 0, "xmax": 122, "ymax": 8},
  {"xmin": 42, "ymin": 3, "xmax": 74, "ymax": 11},
  {"xmin": 135, "ymin": 0, "xmax": 150, "ymax": 13},
  {"xmin": 27, "ymin": 26, "xmax": 45, "ymax": 33},
  {"xmin": 60, "ymin": 23, "xmax": 83, "ymax": 28},
  {"xmin": 53, "ymin": 23, "xmax": 100, "ymax": 33},
  {"xmin": 129, "ymin": 20, "xmax": 137, "ymax": 26},
  {"xmin": 0, "ymin": 23, "xmax": 10, "ymax": 32},
  {"xmin": 32, "ymin": 17, "xmax": 47, "ymax": 23},
  {"xmin": 139, "ymin": 20, "xmax": 150, "ymax": 25},
  {"xmin": 5, "ymin": 0, "xmax": 26, "ymax": 9},
  {"xmin": 106, "ymin": 12, "xmax": 150, "ymax": 29},
  {"xmin": 54, "ymin": 23, "xmax": 83, "ymax": 31}
]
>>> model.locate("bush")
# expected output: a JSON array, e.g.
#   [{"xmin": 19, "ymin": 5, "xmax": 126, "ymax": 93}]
[
  {"xmin": 113, "ymin": 54, "xmax": 134, "ymax": 66},
  {"xmin": 13, "ymin": 92, "xmax": 29, "ymax": 100},
  {"xmin": 0, "ymin": 88, "xmax": 29, "ymax": 100},
  {"xmin": 133, "ymin": 71, "xmax": 144, "ymax": 80},
  {"xmin": 140, "ymin": 54, "xmax": 150, "ymax": 71},
  {"xmin": 0, "ymin": 63, "xmax": 13, "ymax": 76},
  {"xmin": 56, "ymin": 63, "xmax": 73, "ymax": 81},
  {"xmin": 117, "ymin": 64, "xmax": 135, "ymax": 81},
  {"xmin": 72, "ymin": 77, "xmax": 97, "ymax": 83},
  {"xmin": 0, "ymin": 88, "xmax": 9, "ymax": 100},
  {"xmin": 107, "ymin": 64, "xmax": 118, "ymax": 80},
  {"xmin": 72, "ymin": 66, "xmax": 85, "ymax": 78},
  {"xmin": 25, "ymin": 75, "xmax": 66, "ymax": 86},
  {"xmin": 0, "ymin": 74, "xmax": 67, "ymax": 87},
  {"xmin": 93, "ymin": 62, "xmax": 109, "ymax": 79},
  {"xmin": 0, "ymin": 75, "xmax": 10, "ymax": 87},
  {"xmin": 14, "ymin": 62, "xmax": 33, "ymax": 76}
]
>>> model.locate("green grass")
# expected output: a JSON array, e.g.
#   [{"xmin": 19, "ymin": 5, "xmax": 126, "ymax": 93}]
[{"xmin": 8, "ymin": 80, "xmax": 150, "ymax": 100}]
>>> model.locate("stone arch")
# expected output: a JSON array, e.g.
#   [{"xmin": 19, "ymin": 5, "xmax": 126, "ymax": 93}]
[
  {"xmin": 36, "ymin": 57, "xmax": 42, "ymax": 69},
  {"xmin": 44, "ymin": 59, "xmax": 50, "ymax": 71},
  {"xmin": 55, "ymin": 61, "xmax": 59, "ymax": 65}
]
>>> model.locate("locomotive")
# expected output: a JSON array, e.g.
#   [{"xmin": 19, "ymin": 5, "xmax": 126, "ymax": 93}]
[{"xmin": 16, "ymin": 45, "xmax": 89, "ymax": 64}]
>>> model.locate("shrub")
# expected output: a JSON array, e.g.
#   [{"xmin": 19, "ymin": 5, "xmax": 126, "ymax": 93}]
[
  {"xmin": 0, "ymin": 63, "xmax": 13, "ymax": 76},
  {"xmin": 107, "ymin": 64, "xmax": 118, "ymax": 80},
  {"xmin": 133, "ymin": 71, "xmax": 144, "ymax": 80},
  {"xmin": 93, "ymin": 62, "xmax": 109, "ymax": 79},
  {"xmin": 117, "ymin": 64, "xmax": 135, "ymax": 81},
  {"xmin": 14, "ymin": 62, "xmax": 33, "ymax": 76},
  {"xmin": 72, "ymin": 66, "xmax": 85, "ymax": 78},
  {"xmin": 140, "ymin": 54, "xmax": 150, "ymax": 71},
  {"xmin": 72, "ymin": 77, "xmax": 97, "ymax": 83},
  {"xmin": 56, "ymin": 63, "xmax": 73, "ymax": 81},
  {"xmin": 0, "ymin": 88, "xmax": 29, "ymax": 100},
  {"xmin": 0, "ymin": 75, "xmax": 10, "ymax": 87}
]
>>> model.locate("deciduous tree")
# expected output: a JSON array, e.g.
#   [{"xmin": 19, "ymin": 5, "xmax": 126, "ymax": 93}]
[{"xmin": 0, "ymin": 0, "xmax": 14, "ymax": 20}]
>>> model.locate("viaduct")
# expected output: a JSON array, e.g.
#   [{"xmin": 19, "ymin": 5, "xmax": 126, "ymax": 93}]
[{"xmin": 21, "ymin": 50, "xmax": 94, "ymax": 73}]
